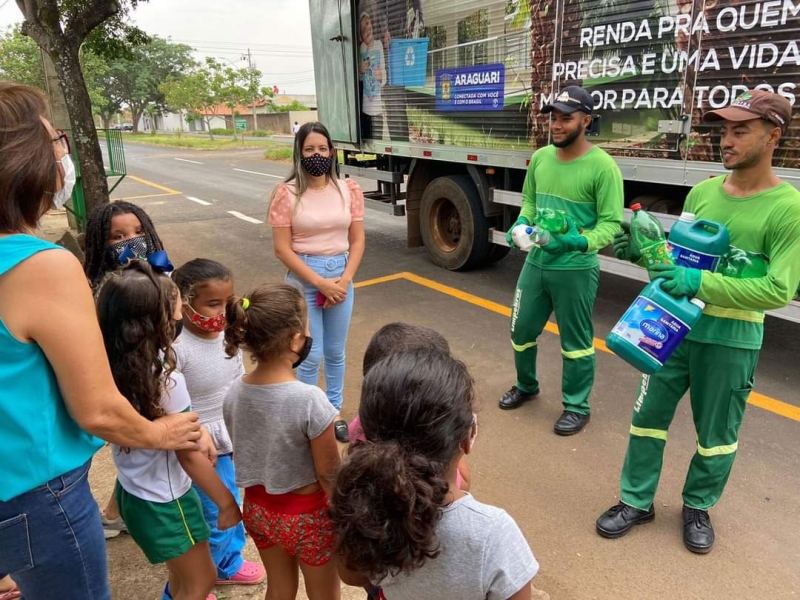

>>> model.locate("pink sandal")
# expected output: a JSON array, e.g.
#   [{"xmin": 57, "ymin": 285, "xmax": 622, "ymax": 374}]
[{"xmin": 216, "ymin": 560, "xmax": 266, "ymax": 586}]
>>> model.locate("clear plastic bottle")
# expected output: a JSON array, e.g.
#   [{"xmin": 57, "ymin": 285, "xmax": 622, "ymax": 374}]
[
  {"xmin": 630, "ymin": 203, "xmax": 674, "ymax": 268},
  {"xmin": 511, "ymin": 224, "xmax": 551, "ymax": 250},
  {"xmin": 534, "ymin": 208, "xmax": 569, "ymax": 234}
]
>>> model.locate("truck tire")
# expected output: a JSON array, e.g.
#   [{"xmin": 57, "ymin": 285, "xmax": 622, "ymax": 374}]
[{"xmin": 420, "ymin": 175, "xmax": 492, "ymax": 271}]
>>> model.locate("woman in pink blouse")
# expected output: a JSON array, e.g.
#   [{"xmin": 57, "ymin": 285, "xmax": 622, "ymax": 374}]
[{"xmin": 268, "ymin": 122, "xmax": 366, "ymax": 443}]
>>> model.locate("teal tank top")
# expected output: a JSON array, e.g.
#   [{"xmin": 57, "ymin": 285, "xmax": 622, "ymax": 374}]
[{"xmin": 0, "ymin": 235, "xmax": 103, "ymax": 500}]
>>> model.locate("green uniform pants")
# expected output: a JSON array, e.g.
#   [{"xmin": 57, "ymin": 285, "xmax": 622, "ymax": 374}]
[
  {"xmin": 620, "ymin": 339, "xmax": 759, "ymax": 511},
  {"xmin": 510, "ymin": 262, "xmax": 599, "ymax": 415}
]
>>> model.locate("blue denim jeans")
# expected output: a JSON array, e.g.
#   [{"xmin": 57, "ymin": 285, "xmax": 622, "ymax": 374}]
[
  {"xmin": 287, "ymin": 253, "xmax": 354, "ymax": 412},
  {"xmin": 0, "ymin": 460, "xmax": 110, "ymax": 600},
  {"xmin": 193, "ymin": 453, "xmax": 245, "ymax": 580}
]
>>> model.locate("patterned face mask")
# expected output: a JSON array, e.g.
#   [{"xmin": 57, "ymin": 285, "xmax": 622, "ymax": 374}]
[
  {"xmin": 186, "ymin": 305, "xmax": 227, "ymax": 333},
  {"xmin": 301, "ymin": 153, "xmax": 332, "ymax": 178},
  {"xmin": 110, "ymin": 236, "xmax": 149, "ymax": 261}
]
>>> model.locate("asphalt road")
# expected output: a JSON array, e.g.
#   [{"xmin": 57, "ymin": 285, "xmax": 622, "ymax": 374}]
[{"xmin": 93, "ymin": 141, "xmax": 800, "ymax": 600}]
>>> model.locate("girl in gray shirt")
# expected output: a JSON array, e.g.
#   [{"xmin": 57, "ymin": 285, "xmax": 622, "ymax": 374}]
[{"xmin": 330, "ymin": 349, "xmax": 539, "ymax": 600}]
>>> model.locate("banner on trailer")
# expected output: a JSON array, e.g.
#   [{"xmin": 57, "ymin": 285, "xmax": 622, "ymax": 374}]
[{"xmin": 436, "ymin": 64, "xmax": 505, "ymax": 112}]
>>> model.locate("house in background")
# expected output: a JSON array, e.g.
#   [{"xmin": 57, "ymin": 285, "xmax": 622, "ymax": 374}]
[{"xmin": 140, "ymin": 94, "xmax": 319, "ymax": 134}]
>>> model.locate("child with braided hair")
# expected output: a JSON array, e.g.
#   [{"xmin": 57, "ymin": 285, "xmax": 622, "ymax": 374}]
[{"xmin": 84, "ymin": 201, "xmax": 165, "ymax": 290}]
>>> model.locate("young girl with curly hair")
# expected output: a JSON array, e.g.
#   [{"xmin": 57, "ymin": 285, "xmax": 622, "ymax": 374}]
[
  {"xmin": 96, "ymin": 261, "xmax": 241, "ymax": 600},
  {"xmin": 331, "ymin": 349, "xmax": 539, "ymax": 600}
]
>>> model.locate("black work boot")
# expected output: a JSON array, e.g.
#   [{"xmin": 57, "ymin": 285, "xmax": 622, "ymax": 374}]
[
  {"xmin": 596, "ymin": 502, "xmax": 655, "ymax": 539},
  {"xmin": 683, "ymin": 506, "xmax": 715, "ymax": 554},
  {"xmin": 553, "ymin": 411, "xmax": 590, "ymax": 435},
  {"xmin": 498, "ymin": 386, "xmax": 539, "ymax": 410}
]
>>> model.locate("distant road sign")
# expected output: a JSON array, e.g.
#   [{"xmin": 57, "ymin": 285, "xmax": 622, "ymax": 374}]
[{"xmin": 235, "ymin": 118, "xmax": 247, "ymax": 130}]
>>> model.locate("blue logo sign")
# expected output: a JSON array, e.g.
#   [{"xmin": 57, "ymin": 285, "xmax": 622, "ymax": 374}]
[
  {"xmin": 389, "ymin": 38, "xmax": 429, "ymax": 87},
  {"xmin": 436, "ymin": 64, "xmax": 505, "ymax": 112},
  {"xmin": 641, "ymin": 319, "xmax": 668, "ymax": 342}
]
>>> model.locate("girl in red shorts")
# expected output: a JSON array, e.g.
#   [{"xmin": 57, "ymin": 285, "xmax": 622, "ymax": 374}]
[{"xmin": 222, "ymin": 283, "xmax": 342, "ymax": 599}]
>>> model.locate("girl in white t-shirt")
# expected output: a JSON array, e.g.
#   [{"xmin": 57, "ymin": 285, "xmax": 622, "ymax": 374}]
[
  {"xmin": 96, "ymin": 260, "xmax": 242, "ymax": 600},
  {"xmin": 330, "ymin": 348, "xmax": 540, "ymax": 600}
]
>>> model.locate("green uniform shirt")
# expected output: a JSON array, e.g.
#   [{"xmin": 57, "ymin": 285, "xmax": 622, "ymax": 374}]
[
  {"xmin": 686, "ymin": 176, "xmax": 800, "ymax": 350},
  {"xmin": 520, "ymin": 145, "xmax": 623, "ymax": 270}
]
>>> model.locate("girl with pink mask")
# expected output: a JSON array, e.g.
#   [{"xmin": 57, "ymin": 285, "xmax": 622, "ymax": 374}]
[{"xmin": 172, "ymin": 259, "xmax": 266, "ymax": 591}]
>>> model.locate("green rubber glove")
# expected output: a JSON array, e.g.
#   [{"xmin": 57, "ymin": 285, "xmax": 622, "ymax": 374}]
[
  {"xmin": 541, "ymin": 216, "xmax": 588, "ymax": 256},
  {"xmin": 648, "ymin": 263, "xmax": 702, "ymax": 298},
  {"xmin": 506, "ymin": 216, "xmax": 531, "ymax": 249},
  {"xmin": 613, "ymin": 222, "xmax": 641, "ymax": 264}
]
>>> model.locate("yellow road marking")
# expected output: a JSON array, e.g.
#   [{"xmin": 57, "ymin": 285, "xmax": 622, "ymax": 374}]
[
  {"xmin": 127, "ymin": 175, "xmax": 182, "ymax": 195},
  {"xmin": 355, "ymin": 271, "xmax": 800, "ymax": 423},
  {"xmin": 111, "ymin": 192, "xmax": 181, "ymax": 201}
]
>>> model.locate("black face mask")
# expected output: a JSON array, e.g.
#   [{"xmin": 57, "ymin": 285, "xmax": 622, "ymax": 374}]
[
  {"xmin": 301, "ymin": 153, "xmax": 332, "ymax": 178},
  {"xmin": 174, "ymin": 319, "xmax": 184, "ymax": 340},
  {"xmin": 110, "ymin": 235, "xmax": 149, "ymax": 261},
  {"xmin": 292, "ymin": 336, "xmax": 313, "ymax": 369}
]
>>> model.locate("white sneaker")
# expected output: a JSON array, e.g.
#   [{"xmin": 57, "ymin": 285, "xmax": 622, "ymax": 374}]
[{"xmin": 101, "ymin": 512, "xmax": 127, "ymax": 539}]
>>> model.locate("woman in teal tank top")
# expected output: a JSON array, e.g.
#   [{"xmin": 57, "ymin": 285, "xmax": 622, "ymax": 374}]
[{"xmin": 0, "ymin": 83, "xmax": 206, "ymax": 600}]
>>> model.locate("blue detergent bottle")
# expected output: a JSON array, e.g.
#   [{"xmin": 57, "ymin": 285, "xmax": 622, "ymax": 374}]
[
  {"xmin": 606, "ymin": 280, "xmax": 706, "ymax": 374},
  {"xmin": 668, "ymin": 212, "xmax": 730, "ymax": 272}
]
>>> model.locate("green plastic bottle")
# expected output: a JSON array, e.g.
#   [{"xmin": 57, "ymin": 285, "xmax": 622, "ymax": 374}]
[
  {"xmin": 534, "ymin": 208, "xmax": 568, "ymax": 234},
  {"xmin": 606, "ymin": 279, "xmax": 705, "ymax": 374},
  {"xmin": 630, "ymin": 203, "xmax": 674, "ymax": 268}
]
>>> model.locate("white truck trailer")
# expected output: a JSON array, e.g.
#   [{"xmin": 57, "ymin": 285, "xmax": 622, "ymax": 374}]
[{"xmin": 309, "ymin": 0, "xmax": 800, "ymax": 321}]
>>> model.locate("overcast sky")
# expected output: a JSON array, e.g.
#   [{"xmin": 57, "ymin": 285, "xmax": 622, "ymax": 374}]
[{"xmin": 0, "ymin": 0, "xmax": 317, "ymax": 95}]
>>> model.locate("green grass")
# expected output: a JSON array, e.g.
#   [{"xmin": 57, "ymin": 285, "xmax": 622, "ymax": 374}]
[
  {"xmin": 117, "ymin": 132, "xmax": 285, "ymax": 150},
  {"xmin": 264, "ymin": 147, "xmax": 294, "ymax": 162},
  {"xmin": 406, "ymin": 108, "xmax": 528, "ymax": 150}
]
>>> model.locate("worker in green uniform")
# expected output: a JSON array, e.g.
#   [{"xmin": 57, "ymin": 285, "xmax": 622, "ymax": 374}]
[
  {"xmin": 499, "ymin": 86, "xmax": 623, "ymax": 435},
  {"xmin": 597, "ymin": 90, "xmax": 800, "ymax": 553}
]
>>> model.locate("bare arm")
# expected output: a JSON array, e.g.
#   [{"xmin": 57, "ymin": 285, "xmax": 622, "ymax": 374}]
[
  {"xmin": 508, "ymin": 581, "xmax": 534, "ymax": 600},
  {"xmin": 177, "ymin": 448, "xmax": 241, "ymax": 529},
  {"xmin": 310, "ymin": 422, "xmax": 341, "ymax": 498},
  {"xmin": 340, "ymin": 221, "xmax": 365, "ymax": 285},
  {"xmin": 2, "ymin": 250, "xmax": 201, "ymax": 450}
]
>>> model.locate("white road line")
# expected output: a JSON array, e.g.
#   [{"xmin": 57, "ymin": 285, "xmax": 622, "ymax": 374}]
[
  {"xmin": 174, "ymin": 158, "xmax": 204, "ymax": 165},
  {"xmin": 233, "ymin": 168, "xmax": 283, "ymax": 178},
  {"xmin": 185, "ymin": 196, "xmax": 212, "ymax": 206},
  {"xmin": 227, "ymin": 211, "xmax": 262, "ymax": 224}
]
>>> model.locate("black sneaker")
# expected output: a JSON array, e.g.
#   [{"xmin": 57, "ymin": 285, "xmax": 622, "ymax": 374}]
[
  {"xmin": 683, "ymin": 506, "xmax": 715, "ymax": 554},
  {"xmin": 596, "ymin": 502, "xmax": 655, "ymax": 539},
  {"xmin": 498, "ymin": 386, "xmax": 539, "ymax": 410},
  {"xmin": 553, "ymin": 411, "xmax": 590, "ymax": 436},
  {"xmin": 334, "ymin": 419, "xmax": 350, "ymax": 443}
]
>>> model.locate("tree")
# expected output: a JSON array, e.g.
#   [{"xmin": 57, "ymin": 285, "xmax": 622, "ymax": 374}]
[
  {"xmin": 0, "ymin": 25, "xmax": 46, "ymax": 90},
  {"xmin": 14, "ymin": 0, "xmax": 144, "ymax": 215},
  {"xmin": 160, "ymin": 58, "xmax": 267, "ymax": 141},
  {"xmin": 273, "ymin": 99, "xmax": 309, "ymax": 113},
  {"xmin": 107, "ymin": 36, "xmax": 195, "ymax": 132}
]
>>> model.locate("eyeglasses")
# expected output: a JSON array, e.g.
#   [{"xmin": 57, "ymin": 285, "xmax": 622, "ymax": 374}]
[{"xmin": 52, "ymin": 130, "xmax": 71, "ymax": 155}]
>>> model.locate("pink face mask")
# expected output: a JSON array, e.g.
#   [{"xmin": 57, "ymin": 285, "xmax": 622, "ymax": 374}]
[{"xmin": 186, "ymin": 305, "xmax": 226, "ymax": 333}]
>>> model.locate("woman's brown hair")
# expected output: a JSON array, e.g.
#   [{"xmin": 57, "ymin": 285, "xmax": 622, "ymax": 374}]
[
  {"xmin": 95, "ymin": 261, "xmax": 180, "ymax": 421},
  {"xmin": 224, "ymin": 283, "xmax": 306, "ymax": 362},
  {"xmin": 0, "ymin": 82, "xmax": 59, "ymax": 233}
]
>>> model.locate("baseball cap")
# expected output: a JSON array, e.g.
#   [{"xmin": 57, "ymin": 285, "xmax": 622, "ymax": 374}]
[
  {"xmin": 703, "ymin": 90, "xmax": 792, "ymax": 134},
  {"xmin": 542, "ymin": 86, "xmax": 594, "ymax": 115}
]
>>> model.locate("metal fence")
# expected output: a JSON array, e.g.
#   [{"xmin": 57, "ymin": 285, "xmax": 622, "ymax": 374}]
[{"xmin": 64, "ymin": 129, "xmax": 127, "ymax": 232}]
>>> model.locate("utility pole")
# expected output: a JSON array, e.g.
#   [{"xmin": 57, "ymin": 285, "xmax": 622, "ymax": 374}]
[{"xmin": 243, "ymin": 48, "xmax": 258, "ymax": 132}]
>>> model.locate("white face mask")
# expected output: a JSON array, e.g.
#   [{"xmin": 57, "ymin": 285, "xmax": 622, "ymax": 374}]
[{"xmin": 52, "ymin": 154, "xmax": 76, "ymax": 209}]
